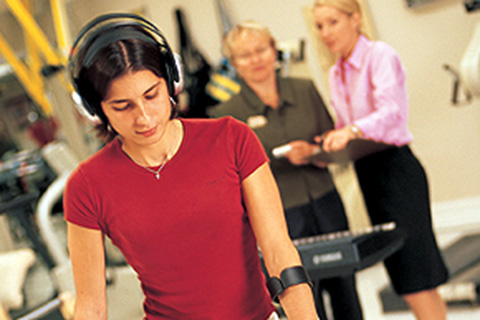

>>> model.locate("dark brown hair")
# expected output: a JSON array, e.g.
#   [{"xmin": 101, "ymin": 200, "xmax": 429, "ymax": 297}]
[{"xmin": 76, "ymin": 27, "xmax": 174, "ymax": 142}]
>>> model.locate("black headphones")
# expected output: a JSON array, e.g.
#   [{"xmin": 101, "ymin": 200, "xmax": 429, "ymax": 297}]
[{"xmin": 68, "ymin": 13, "xmax": 183, "ymax": 120}]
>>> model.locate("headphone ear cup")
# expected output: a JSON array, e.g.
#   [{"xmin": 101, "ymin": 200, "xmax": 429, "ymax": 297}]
[
  {"xmin": 71, "ymin": 91, "xmax": 102, "ymax": 125},
  {"xmin": 72, "ymin": 77, "xmax": 96, "ymax": 115},
  {"xmin": 72, "ymin": 77, "xmax": 103, "ymax": 124},
  {"xmin": 172, "ymin": 53, "xmax": 184, "ymax": 96}
]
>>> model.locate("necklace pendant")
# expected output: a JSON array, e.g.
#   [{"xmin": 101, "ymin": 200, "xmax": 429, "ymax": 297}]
[{"xmin": 155, "ymin": 172, "xmax": 160, "ymax": 180}]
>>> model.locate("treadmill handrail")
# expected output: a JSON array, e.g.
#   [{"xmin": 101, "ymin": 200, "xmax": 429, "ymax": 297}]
[{"xmin": 35, "ymin": 171, "xmax": 71, "ymax": 266}]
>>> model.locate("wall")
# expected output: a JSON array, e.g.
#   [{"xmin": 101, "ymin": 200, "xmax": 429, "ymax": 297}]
[
  {"xmin": 2, "ymin": 0, "xmax": 480, "ymax": 207},
  {"xmin": 365, "ymin": 0, "xmax": 480, "ymax": 204}
]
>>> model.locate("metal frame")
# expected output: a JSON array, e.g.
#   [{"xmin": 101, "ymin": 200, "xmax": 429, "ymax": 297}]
[{"xmin": 0, "ymin": 0, "xmax": 71, "ymax": 116}]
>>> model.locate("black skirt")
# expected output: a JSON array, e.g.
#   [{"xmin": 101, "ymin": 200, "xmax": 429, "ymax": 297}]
[{"xmin": 354, "ymin": 145, "xmax": 449, "ymax": 294}]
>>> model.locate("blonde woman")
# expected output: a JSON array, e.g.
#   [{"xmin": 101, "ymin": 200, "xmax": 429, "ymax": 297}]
[{"xmin": 313, "ymin": 1, "xmax": 448, "ymax": 319}]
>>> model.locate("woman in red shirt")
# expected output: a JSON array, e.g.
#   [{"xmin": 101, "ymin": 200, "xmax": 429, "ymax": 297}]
[{"xmin": 65, "ymin": 13, "xmax": 318, "ymax": 320}]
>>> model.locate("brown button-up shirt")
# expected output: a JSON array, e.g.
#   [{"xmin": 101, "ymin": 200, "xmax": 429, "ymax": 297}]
[{"xmin": 208, "ymin": 77, "xmax": 336, "ymax": 210}]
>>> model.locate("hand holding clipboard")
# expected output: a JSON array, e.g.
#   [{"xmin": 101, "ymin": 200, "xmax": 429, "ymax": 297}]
[{"xmin": 306, "ymin": 138, "xmax": 393, "ymax": 164}]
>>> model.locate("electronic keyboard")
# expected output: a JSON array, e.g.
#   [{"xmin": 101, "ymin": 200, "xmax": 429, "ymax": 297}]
[{"xmin": 293, "ymin": 222, "xmax": 405, "ymax": 280}]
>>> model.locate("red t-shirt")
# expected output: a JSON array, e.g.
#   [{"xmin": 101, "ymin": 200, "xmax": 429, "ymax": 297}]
[{"xmin": 64, "ymin": 117, "xmax": 274, "ymax": 319}]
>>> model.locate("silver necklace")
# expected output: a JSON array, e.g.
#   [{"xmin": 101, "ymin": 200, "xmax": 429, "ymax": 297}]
[
  {"xmin": 143, "ymin": 156, "xmax": 170, "ymax": 180},
  {"xmin": 141, "ymin": 123, "xmax": 177, "ymax": 180}
]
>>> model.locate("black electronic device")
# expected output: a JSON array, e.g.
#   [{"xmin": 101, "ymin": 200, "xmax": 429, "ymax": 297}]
[
  {"xmin": 405, "ymin": 0, "xmax": 438, "ymax": 7},
  {"xmin": 305, "ymin": 139, "xmax": 394, "ymax": 164},
  {"xmin": 293, "ymin": 222, "xmax": 405, "ymax": 280},
  {"xmin": 465, "ymin": 0, "xmax": 480, "ymax": 12}
]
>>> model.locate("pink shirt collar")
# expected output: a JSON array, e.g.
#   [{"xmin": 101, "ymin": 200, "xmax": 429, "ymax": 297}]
[{"xmin": 335, "ymin": 34, "xmax": 370, "ymax": 72}]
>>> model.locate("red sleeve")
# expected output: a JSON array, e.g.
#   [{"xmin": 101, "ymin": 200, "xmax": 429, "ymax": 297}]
[
  {"xmin": 63, "ymin": 165, "xmax": 102, "ymax": 230},
  {"xmin": 228, "ymin": 117, "xmax": 269, "ymax": 181}
]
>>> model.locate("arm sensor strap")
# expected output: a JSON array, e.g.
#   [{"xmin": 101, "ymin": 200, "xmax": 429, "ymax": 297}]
[{"xmin": 266, "ymin": 265, "xmax": 313, "ymax": 302}]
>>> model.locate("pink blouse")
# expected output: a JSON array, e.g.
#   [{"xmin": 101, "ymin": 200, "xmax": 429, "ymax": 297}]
[{"xmin": 329, "ymin": 35, "xmax": 413, "ymax": 146}]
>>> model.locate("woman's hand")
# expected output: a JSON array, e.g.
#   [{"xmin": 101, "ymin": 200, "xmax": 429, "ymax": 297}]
[
  {"xmin": 284, "ymin": 140, "xmax": 320, "ymax": 166},
  {"xmin": 322, "ymin": 126, "xmax": 361, "ymax": 153}
]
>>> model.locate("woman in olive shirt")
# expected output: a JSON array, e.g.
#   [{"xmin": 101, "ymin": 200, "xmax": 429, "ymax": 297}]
[{"xmin": 208, "ymin": 21, "xmax": 363, "ymax": 320}]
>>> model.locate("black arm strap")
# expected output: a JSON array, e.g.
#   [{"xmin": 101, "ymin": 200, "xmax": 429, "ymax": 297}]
[{"xmin": 266, "ymin": 266, "xmax": 313, "ymax": 302}]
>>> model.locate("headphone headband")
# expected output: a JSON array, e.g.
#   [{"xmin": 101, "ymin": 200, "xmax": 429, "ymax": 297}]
[
  {"xmin": 81, "ymin": 28, "xmax": 158, "ymax": 68},
  {"xmin": 69, "ymin": 13, "xmax": 159, "ymax": 56}
]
